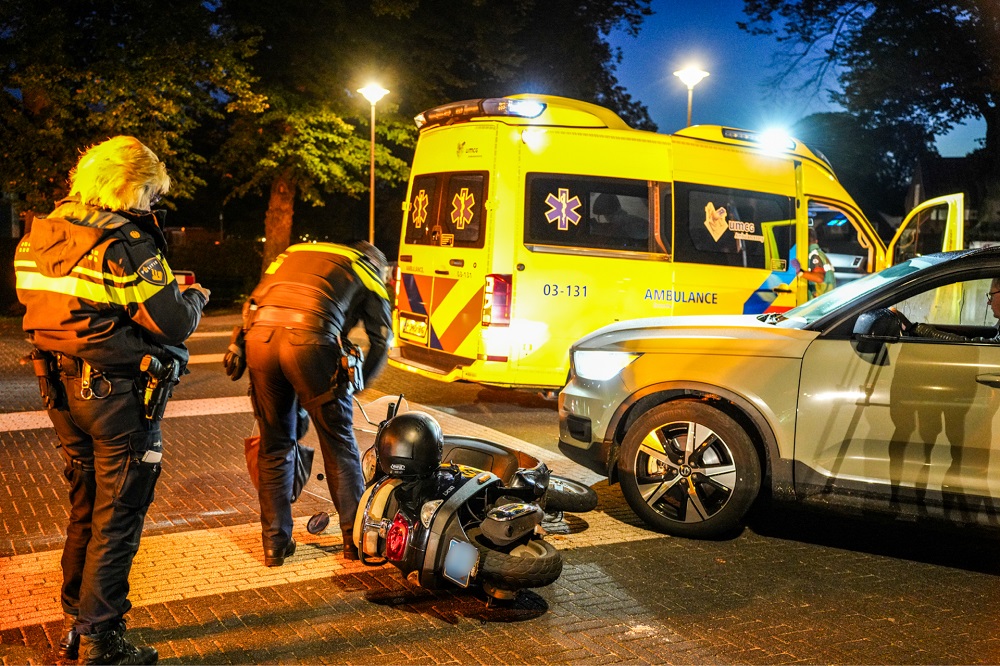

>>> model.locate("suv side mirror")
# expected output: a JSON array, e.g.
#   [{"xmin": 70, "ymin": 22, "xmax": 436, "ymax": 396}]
[{"xmin": 852, "ymin": 308, "xmax": 901, "ymax": 356}]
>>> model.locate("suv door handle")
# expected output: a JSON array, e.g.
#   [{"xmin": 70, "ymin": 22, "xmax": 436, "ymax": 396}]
[{"xmin": 976, "ymin": 373, "xmax": 1000, "ymax": 388}]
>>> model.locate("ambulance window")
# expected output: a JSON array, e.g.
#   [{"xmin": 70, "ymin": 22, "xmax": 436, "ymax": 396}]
[
  {"xmin": 808, "ymin": 201, "xmax": 873, "ymax": 285},
  {"xmin": 525, "ymin": 174, "xmax": 650, "ymax": 252},
  {"xmin": 405, "ymin": 175, "xmax": 439, "ymax": 245},
  {"xmin": 443, "ymin": 173, "xmax": 486, "ymax": 247},
  {"xmin": 891, "ymin": 201, "xmax": 947, "ymax": 262},
  {"xmin": 673, "ymin": 183, "xmax": 794, "ymax": 270},
  {"xmin": 404, "ymin": 172, "xmax": 487, "ymax": 248}
]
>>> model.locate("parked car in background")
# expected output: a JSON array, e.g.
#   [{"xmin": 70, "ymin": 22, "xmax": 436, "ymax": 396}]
[{"xmin": 559, "ymin": 246, "xmax": 1000, "ymax": 537}]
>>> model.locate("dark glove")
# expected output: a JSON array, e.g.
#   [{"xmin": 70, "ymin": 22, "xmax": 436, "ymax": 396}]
[
  {"xmin": 890, "ymin": 307, "xmax": 913, "ymax": 333},
  {"xmin": 223, "ymin": 325, "xmax": 247, "ymax": 381}
]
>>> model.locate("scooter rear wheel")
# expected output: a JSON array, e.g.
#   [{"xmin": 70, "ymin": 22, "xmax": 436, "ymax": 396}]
[{"xmin": 470, "ymin": 532, "xmax": 562, "ymax": 592}]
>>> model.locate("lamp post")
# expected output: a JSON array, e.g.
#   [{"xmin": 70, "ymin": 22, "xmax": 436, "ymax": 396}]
[
  {"xmin": 673, "ymin": 67, "xmax": 709, "ymax": 127},
  {"xmin": 358, "ymin": 83, "xmax": 390, "ymax": 244}
]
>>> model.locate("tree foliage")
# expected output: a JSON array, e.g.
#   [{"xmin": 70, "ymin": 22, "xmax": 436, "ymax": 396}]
[
  {"xmin": 221, "ymin": 0, "xmax": 655, "ymax": 267},
  {"xmin": 792, "ymin": 112, "xmax": 937, "ymax": 232},
  {"xmin": 1, "ymin": 0, "xmax": 655, "ymax": 271},
  {"xmin": 740, "ymin": 0, "xmax": 1000, "ymax": 220},
  {"xmin": 0, "ymin": 0, "xmax": 264, "ymax": 214}
]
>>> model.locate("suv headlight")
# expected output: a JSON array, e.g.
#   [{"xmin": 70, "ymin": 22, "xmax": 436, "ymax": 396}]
[{"xmin": 573, "ymin": 350, "xmax": 639, "ymax": 381}]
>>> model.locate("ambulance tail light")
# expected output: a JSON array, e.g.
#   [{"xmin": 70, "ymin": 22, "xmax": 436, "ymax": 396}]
[{"xmin": 482, "ymin": 274, "xmax": 512, "ymax": 327}]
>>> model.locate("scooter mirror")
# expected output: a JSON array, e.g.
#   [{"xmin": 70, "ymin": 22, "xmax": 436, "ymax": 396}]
[
  {"xmin": 307, "ymin": 512, "xmax": 330, "ymax": 535},
  {"xmin": 354, "ymin": 394, "xmax": 409, "ymax": 427}
]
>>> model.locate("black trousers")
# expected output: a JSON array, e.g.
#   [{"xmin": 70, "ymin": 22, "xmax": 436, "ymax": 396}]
[
  {"xmin": 48, "ymin": 375, "xmax": 162, "ymax": 636},
  {"xmin": 245, "ymin": 326, "xmax": 365, "ymax": 550}
]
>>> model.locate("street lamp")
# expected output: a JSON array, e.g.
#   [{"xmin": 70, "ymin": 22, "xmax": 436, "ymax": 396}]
[
  {"xmin": 358, "ymin": 83, "xmax": 390, "ymax": 244},
  {"xmin": 673, "ymin": 67, "xmax": 709, "ymax": 127}
]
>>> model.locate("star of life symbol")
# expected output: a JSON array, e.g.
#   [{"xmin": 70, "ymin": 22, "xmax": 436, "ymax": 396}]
[
  {"xmin": 451, "ymin": 188, "xmax": 475, "ymax": 229},
  {"xmin": 544, "ymin": 188, "xmax": 582, "ymax": 231},
  {"xmin": 411, "ymin": 189, "xmax": 430, "ymax": 229}
]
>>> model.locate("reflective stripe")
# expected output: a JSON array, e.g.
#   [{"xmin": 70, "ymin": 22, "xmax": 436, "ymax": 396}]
[
  {"xmin": 16, "ymin": 268, "xmax": 170, "ymax": 305},
  {"xmin": 351, "ymin": 260, "xmax": 389, "ymax": 301},
  {"xmin": 263, "ymin": 244, "xmax": 388, "ymax": 301},
  {"xmin": 265, "ymin": 244, "xmax": 362, "ymax": 274},
  {"xmin": 14, "ymin": 259, "xmax": 170, "ymax": 287}
]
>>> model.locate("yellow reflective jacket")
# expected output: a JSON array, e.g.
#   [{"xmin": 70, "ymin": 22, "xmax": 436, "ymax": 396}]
[{"xmin": 15, "ymin": 199, "xmax": 207, "ymax": 375}]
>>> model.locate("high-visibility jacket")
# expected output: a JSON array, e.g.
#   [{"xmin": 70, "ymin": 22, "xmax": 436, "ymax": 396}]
[
  {"xmin": 248, "ymin": 243, "xmax": 392, "ymax": 381},
  {"xmin": 15, "ymin": 198, "xmax": 207, "ymax": 375}
]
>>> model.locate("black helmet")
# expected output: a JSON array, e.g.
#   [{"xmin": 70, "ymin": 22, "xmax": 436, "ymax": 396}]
[{"xmin": 376, "ymin": 411, "xmax": 443, "ymax": 478}]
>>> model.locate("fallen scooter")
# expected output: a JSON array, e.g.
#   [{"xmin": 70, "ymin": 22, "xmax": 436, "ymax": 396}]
[{"xmin": 342, "ymin": 395, "xmax": 596, "ymax": 601}]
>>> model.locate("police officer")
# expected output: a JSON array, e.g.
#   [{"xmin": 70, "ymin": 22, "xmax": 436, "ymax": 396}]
[
  {"xmin": 15, "ymin": 136, "xmax": 210, "ymax": 664},
  {"xmin": 226, "ymin": 241, "xmax": 391, "ymax": 566}
]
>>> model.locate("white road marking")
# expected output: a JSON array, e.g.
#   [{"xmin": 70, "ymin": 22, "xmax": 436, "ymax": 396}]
[
  {"xmin": 0, "ymin": 396, "xmax": 253, "ymax": 433},
  {"xmin": 0, "ymin": 390, "xmax": 601, "ymax": 481},
  {"xmin": 188, "ymin": 330, "xmax": 235, "ymax": 339},
  {"xmin": 188, "ymin": 353, "xmax": 224, "ymax": 364}
]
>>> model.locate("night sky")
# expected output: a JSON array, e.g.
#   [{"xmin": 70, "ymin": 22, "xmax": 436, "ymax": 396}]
[{"xmin": 608, "ymin": 0, "xmax": 985, "ymax": 157}]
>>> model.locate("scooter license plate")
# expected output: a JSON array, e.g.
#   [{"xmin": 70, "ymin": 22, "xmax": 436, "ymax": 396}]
[{"xmin": 442, "ymin": 538, "xmax": 479, "ymax": 588}]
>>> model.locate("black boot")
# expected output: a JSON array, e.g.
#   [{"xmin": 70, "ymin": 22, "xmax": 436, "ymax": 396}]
[
  {"xmin": 58, "ymin": 612, "xmax": 79, "ymax": 660},
  {"xmin": 342, "ymin": 533, "xmax": 358, "ymax": 561},
  {"xmin": 79, "ymin": 623, "xmax": 157, "ymax": 665}
]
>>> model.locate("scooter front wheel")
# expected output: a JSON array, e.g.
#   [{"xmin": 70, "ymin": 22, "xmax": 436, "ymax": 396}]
[
  {"xmin": 470, "ymin": 532, "xmax": 562, "ymax": 593},
  {"xmin": 545, "ymin": 475, "xmax": 598, "ymax": 513}
]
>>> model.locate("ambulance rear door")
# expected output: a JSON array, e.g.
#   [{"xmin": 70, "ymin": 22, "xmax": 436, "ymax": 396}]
[{"xmin": 394, "ymin": 124, "xmax": 497, "ymax": 377}]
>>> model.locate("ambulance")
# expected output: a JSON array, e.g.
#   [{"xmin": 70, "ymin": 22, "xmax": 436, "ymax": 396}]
[{"xmin": 389, "ymin": 93, "xmax": 963, "ymax": 390}]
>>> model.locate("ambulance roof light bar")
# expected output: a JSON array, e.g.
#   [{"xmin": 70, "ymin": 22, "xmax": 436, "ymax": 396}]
[
  {"xmin": 721, "ymin": 127, "xmax": 796, "ymax": 151},
  {"xmin": 415, "ymin": 97, "xmax": 547, "ymax": 129}
]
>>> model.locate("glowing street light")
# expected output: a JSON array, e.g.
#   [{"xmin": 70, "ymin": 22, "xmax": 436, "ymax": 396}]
[
  {"xmin": 358, "ymin": 83, "xmax": 390, "ymax": 244},
  {"xmin": 673, "ymin": 67, "xmax": 709, "ymax": 127}
]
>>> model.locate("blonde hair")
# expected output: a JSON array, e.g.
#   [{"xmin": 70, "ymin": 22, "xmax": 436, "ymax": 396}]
[{"xmin": 69, "ymin": 136, "xmax": 170, "ymax": 211}]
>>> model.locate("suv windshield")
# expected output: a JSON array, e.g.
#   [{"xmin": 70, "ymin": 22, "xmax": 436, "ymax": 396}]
[{"xmin": 769, "ymin": 255, "xmax": 949, "ymax": 328}]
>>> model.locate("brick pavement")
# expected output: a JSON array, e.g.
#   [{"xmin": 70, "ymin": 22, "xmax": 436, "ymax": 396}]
[{"xmin": 4, "ymin": 317, "xmax": 1000, "ymax": 664}]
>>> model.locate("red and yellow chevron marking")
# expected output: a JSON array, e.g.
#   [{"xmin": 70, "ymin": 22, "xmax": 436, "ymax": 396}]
[
  {"xmin": 397, "ymin": 272, "xmax": 485, "ymax": 354},
  {"xmin": 438, "ymin": 282, "xmax": 485, "ymax": 352}
]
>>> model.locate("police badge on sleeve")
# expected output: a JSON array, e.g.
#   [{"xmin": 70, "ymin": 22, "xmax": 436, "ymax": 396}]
[{"xmin": 137, "ymin": 257, "xmax": 168, "ymax": 286}]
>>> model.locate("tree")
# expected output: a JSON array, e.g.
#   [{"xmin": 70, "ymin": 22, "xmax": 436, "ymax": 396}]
[
  {"xmin": 221, "ymin": 0, "xmax": 655, "ymax": 269},
  {"xmin": 0, "ymin": 0, "xmax": 264, "ymax": 215},
  {"xmin": 739, "ymin": 0, "xmax": 1000, "ymax": 221},
  {"xmin": 791, "ymin": 112, "xmax": 938, "ymax": 239}
]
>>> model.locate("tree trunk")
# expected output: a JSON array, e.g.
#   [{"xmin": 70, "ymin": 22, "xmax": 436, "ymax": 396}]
[{"xmin": 261, "ymin": 169, "xmax": 296, "ymax": 273}]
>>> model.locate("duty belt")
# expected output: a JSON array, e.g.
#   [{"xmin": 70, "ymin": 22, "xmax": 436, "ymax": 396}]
[
  {"xmin": 55, "ymin": 353, "xmax": 134, "ymax": 400},
  {"xmin": 251, "ymin": 307, "xmax": 340, "ymax": 337}
]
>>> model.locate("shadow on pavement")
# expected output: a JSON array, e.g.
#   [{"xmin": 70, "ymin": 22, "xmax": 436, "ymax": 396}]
[{"xmin": 747, "ymin": 500, "xmax": 1000, "ymax": 575}]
